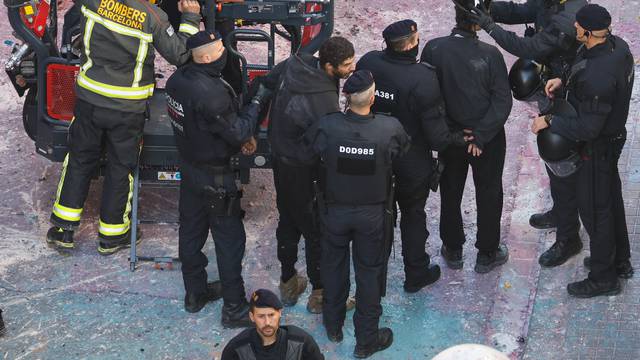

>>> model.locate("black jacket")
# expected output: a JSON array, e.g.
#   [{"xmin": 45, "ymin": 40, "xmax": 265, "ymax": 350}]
[
  {"xmin": 550, "ymin": 36, "xmax": 635, "ymax": 142},
  {"xmin": 422, "ymin": 29, "xmax": 513, "ymax": 148},
  {"xmin": 166, "ymin": 60, "xmax": 259, "ymax": 166},
  {"xmin": 221, "ymin": 325, "xmax": 324, "ymax": 360},
  {"xmin": 489, "ymin": 0, "xmax": 586, "ymax": 77},
  {"xmin": 355, "ymin": 50, "xmax": 455, "ymax": 152},
  {"xmin": 262, "ymin": 54, "xmax": 340, "ymax": 165}
]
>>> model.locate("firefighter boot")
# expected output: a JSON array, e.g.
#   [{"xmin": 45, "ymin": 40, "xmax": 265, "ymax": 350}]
[
  {"xmin": 98, "ymin": 229, "xmax": 142, "ymax": 256},
  {"xmin": 279, "ymin": 271, "xmax": 307, "ymax": 307},
  {"xmin": 46, "ymin": 227, "xmax": 75, "ymax": 251}
]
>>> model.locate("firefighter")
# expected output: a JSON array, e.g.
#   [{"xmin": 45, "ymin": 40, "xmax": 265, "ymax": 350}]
[
  {"xmin": 165, "ymin": 30, "xmax": 271, "ymax": 324},
  {"xmin": 305, "ymin": 70, "xmax": 411, "ymax": 358},
  {"xmin": 468, "ymin": 0, "xmax": 588, "ymax": 267},
  {"xmin": 531, "ymin": 4, "xmax": 635, "ymax": 297},
  {"xmin": 422, "ymin": 0, "xmax": 513, "ymax": 273},
  {"xmin": 260, "ymin": 37, "xmax": 356, "ymax": 313},
  {"xmin": 47, "ymin": 0, "xmax": 202, "ymax": 253},
  {"xmin": 356, "ymin": 20, "xmax": 469, "ymax": 292},
  {"xmin": 221, "ymin": 289, "xmax": 324, "ymax": 360}
]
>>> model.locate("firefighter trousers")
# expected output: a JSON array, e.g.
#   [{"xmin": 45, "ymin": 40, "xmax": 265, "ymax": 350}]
[{"xmin": 50, "ymin": 99, "xmax": 144, "ymax": 244}]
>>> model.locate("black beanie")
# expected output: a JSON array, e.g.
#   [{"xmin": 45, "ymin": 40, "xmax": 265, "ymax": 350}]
[{"xmin": 576, "ymin": 4, "xmax": 611, "ymax": 31}]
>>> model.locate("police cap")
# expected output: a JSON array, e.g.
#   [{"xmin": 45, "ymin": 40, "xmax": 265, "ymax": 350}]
[
  {"xmin": 343, "ymin": 70, "xmax": 374, "ymax": 94},
  {"xmin": 249, "ymin": 289, "xmax": 283, "ymax": 310},
  {"xmin": 382, "ymin": 19, "xmax": 418, "ymax": 42},
  {"xmin": 576, "ymin": 4, "xmax": 611, "ymax": 31},
  {"xmin": 187, "ymin": 30, "xmax": 222, "ymax": 51}
]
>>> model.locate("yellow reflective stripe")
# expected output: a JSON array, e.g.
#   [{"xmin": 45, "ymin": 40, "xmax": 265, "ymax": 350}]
[
  {"xmin": 80, "ymin": 6, "xmax": 153, "ymax": 42},
  {"xmin": 132, "ymin": 40, "xmax": 149, "ymax": 87},
  {"xmin": 52, "ymin": 154, "xmax": 83, "ymax": 222},
  {"xmin": 178, "ymin": 23, "xmax": 199, "ymax": 35},
  {"xmin": 81, "ymin": 19, "xmax": 95, "ymax": 73},
  {"xmin": 98, "ymin": 220, "xmax": 130, "ymax": 236},
  {"xmin": 77, "ymin": 72, "xmax": 154, "ymax": 100},
  {"xmin": 123, "ymin": 173, "xmax": 134, "ymax": 225}
]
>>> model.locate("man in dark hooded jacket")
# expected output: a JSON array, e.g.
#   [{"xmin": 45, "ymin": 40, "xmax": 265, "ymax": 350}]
[{"xmin": 260, "ymin": 37, "xmax": 356, "ymax": 314}]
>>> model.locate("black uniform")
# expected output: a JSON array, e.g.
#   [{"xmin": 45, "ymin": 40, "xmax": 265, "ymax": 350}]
[
  {"xmin": 490, "ymin": 0, "xmax": 587, "ymax": 77},
  {"xmin": 305, "ymin": 110, "xmax": 410, "ymax": 347},
  {"xmin": 422, "ymin": 28, "xmax": 512, "ymax": 254},
  {"xmin": 166, "ymin": 57, "xmax": 259, "ymax": 308},
  {"xmin": 549, "ymin": 36, "xmax": 634, "ymax": 282},
  {"xmin": 261, "ymin": 54, "xmax": 341, "ymax": 291},
  {"xmin": 490, "ymin": 0, "xmax": 586, "ymax": 248},
  {"xmin": 221, "ymin": 325, "xmax": 324, "ymax": 360},
  {"xmin": 355, "ymin": 50, "xmax": 458, "ymax": 289}
]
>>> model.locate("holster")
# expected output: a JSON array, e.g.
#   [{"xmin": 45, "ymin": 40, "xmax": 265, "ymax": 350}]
[
  {"xmin": 203, "ymin": 185, "xmax": 243, "ymax": 217},
  {"xmin": 430, "ymin": 157, "xmax": 446, "ymax": 192}
]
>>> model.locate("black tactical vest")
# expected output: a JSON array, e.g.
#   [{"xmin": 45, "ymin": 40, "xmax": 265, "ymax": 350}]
[{"xmin": 321, "ymin": 112, "xmax": 392, "ymax": 205}]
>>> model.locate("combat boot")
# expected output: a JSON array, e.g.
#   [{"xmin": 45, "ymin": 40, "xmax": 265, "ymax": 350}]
[
  {"xmin": 440, "ymin": 245, "xmax": 463, "ymax": 269},
  {"xmin": 403, "ymin": 264, "xmax": 441, "ymax": 293},
  {"xmin": 222, "ymin": 301, "xmax": 253, "ymax": 328},
  {"xmin": 354, "ymin": 327, "xmax": 393, "ymax": 358},
  {"xmin": 475, "ymin": 244, "xmax": 509, "ymax": 274},
  {"xmin": 567, "ymin": 278, "xmax": 621, "ymax": 298},
  {"xmin": 326, "ymin": 326, "xmax": 343, "ymax": 343},
  {"xmin": 184, "ymin": 281, "xmax": 223, "ymax": 313},
  {"xmin": 307, "ymin": 289, "xmax": 356, "ymax": 314},
  {"xmin": 583, "ymin": 257, "xmax": 634, "ymax": 279},
  {"xmin": 279, "ymin": 271, "xmax": 307, "ymax": 306},
  {"xmin": 529, "ymin": 210, "xmax": 557, "ymax": 229},
  {"xmin": 46, "ymin": 227, "xmax": 75, "ymax": 251},
  {"xmin": 538, "ymin": 237, "xmax": 582, "ymax": 267}
]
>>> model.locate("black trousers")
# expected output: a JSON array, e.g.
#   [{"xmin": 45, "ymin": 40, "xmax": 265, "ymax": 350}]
[
  {"xmin": 50, "ymin": 99, "xmax": 144, "ymax": 244},
  {"xmin": 321, "ymin": 204, "xmax": 385, "ymax": 347},
  {"xmin": 439, "ymin": 128, "xmax": 506, "ymax": 253},
  {"xmin": 272, "ymin": 158, "xmax": 322, "ymax": 289},
  {"xmin": 578, "ymin": 138, "xmax": 630, "ymax": 282},
  {"xmin": 178, "ymin": 161, "xmax": 246, "ymax": 303},
  {"xmin": 547, "ymin": 166, "xmax": 581, "ymax": 242},
  {"xmin": 392, "ymin": 145, "xmax": 433, "ymax": 286}
]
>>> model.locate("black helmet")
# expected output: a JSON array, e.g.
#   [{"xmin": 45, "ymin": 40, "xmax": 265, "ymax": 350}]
[
  {"xmin": 508, "ymin": 58, "xmax": 546, "ymax": 101},
  {"xmin": 536, "ymin": 99, "xmax": 583, "ymax": 177}
]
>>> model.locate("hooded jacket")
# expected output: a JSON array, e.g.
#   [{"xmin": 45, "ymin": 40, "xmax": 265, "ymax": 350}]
[{"xmin": 262, "ymin": 54, "xmax": 340, "ymax": 165}]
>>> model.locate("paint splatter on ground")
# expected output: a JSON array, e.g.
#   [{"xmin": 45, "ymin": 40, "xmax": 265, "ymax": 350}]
[{"xmin": 0, "ymin": 1, "xmax": 639, "ymax": 359}]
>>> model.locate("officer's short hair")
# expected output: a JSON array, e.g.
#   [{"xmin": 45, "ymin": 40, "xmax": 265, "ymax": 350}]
[
  {"xmin": 348, "ymin": 84, "xmax": 375, "ymax": 107},
  {"xmin": 387, "ymin": 32, "xmax": 418, "ymax": 52},
  {"xmin": 319, "ymin": 36, "xmax": 355, "ymax": 68}
]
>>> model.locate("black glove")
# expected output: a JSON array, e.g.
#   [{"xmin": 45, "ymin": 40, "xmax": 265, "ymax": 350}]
[
  {"xmin": 468, "ymin": 5, "xmax": 496, "ymax": 32},
  {"xmin": 450, "ymin": 130, "xmax": 470, "ymax": 147},
  {"xmin": 251, "ymin": 83, "xmax": 273, "ymax": 107}
]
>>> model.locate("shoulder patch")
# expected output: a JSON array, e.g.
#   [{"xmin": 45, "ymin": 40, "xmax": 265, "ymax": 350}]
[{"xmin": 166, "ymin": 26, "xmax": 174, "ymax": 37}]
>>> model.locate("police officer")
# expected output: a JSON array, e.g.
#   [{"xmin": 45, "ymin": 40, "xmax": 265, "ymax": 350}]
[
  {"xmin": 46, "ymin": 0, "xmax": 202, "ymax": 254},
  {"xmin": 422, "ymin": 0, "xmax": 513, "ymax": 273},
  {"xmin": 468, "ymin": 0, "xmax": 587, "ymax": 267},
  {"xmin": 221, "ymin": 289, "xmax": 324, "ymax": 360},
  {"xmin": 165, "ymin": 31, "xmax": 270, "ymax": 324},
  {"xmin": 260, "ymin": 37, "xmax": 356, "ymax": 313},
  {"xmin": 531, "ymin": 4, "xmax": 635, "ymax": 297},
  {"xmin": 356, "ymin": 20, "xmax": 469, "ymax": 293},
  {"xmin": 305, "ymin": 70, "xmax": 410, "ymax": 358}
]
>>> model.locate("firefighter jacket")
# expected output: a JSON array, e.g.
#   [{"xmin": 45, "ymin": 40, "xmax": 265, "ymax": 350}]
[
  {"xmin": 305, "ymin": 110, "xmax": 410, "ymax": 205},
  {"xmin": 74, "ymin": 0, "xmax": 201, "ymax": 113}
]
